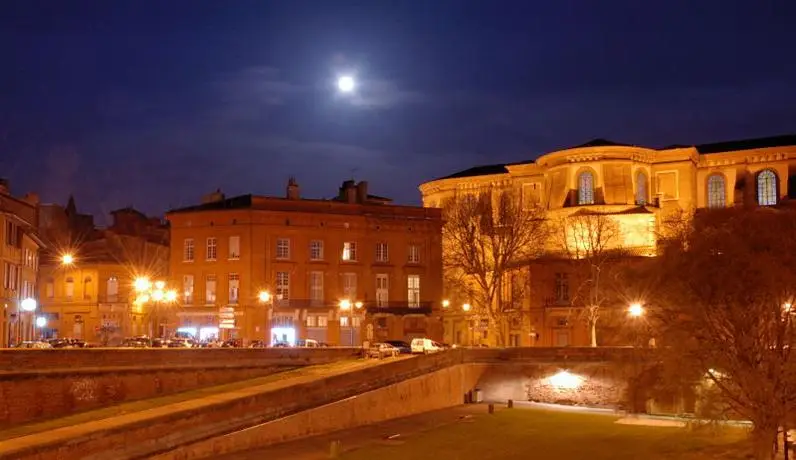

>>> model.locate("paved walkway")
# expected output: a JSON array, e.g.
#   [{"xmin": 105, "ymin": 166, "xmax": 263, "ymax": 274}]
[{"xmin": 219, "ymin": 405, "xmax": 489, "ymax": 460}]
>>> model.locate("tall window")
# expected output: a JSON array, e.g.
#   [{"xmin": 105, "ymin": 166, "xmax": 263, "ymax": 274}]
[
  {"xmin": 342, "ymin": 242, "xmax": 357, "ymax": 261},
  {"xmin": 757, "ymin": 169, "xmax": 777, "ymax": 206},
  {"xmin": 5, "ymin": 221, "xmax": 19, "ymax": 247},
  {"xmin": 205, "ymin": 275, "xmax": 217, "ymax": 304},
  {"xmin": 275, "ymin": 272, "xmax": 290, "ymax": 302},
  {"xmin": 183, "ymin": 238, "xmax": 194, "ymax": 262},
  {"xmin": 342, "ymin": 273, "xmax": 357, "ymax": 299},
  {"xmin": 228, "ymin": 273, "xmax": 239, "ymax": 304},
  {"xmin": 65, "ymin": 277, "xmax": 74, "ymax": 299},
  {"xmin": 83, "ymin": 276, "xmax": 93, "ymax": 300},
  {"xmin": 309, "ymin": 271, "xmax": 324, "ymax": 304},
  {"xmin": 310, "ymin": 240, "xmax": 324, "ymax": 261},
  {"xmin": 636, "ymin": 172, "xmax": 648, "ymax": 205},
  {"xmin": 107, "ymin": 276, "xmax": 119, "ymax": 302},
  {"xmin": 707, "ymin": 174, "xmax": 726, "ymax": 208},
  {"xmin": 578, "ymin": 171, "xmax": 595, "ymax": 205},
  {"xmin": 407, "ymin": 245, "xmax": 420, "ymax": 264},
  {"xmin": 375, "ymin": 243, "xmax": 389, "ymax": 262},
  {"xmin": 183, "ymin": 275, "xmax": 194, "ymax": 304},
  {"xmin": 554, "ymin": 273, "xmax": 569, "ymax": 303},
  {"xmin": 376, "ymin": 274, "xmax": 389, "ymax": 307},
  {"xmin": 206, "ymin": 237, "xmax": 217, "ymax": 261},
  {"xmin": 228, "ymin": 236, "xmax": 240, "ymax": 260},
  {"xmin": 276, "ymin": 238, "xmax": 291, "ymax": 259},
  {"xmin": 45, "ymin": 278, "xmax": 54, "ymax": 298},
  {"xmin": 407, "ymin": 275, "xmax": 420, "ymax": 307}
]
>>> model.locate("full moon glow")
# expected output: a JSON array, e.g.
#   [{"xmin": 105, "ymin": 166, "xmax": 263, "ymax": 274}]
[{"xmin": 337, "ymin": 75, "xmax": 355, "ymax": 93}]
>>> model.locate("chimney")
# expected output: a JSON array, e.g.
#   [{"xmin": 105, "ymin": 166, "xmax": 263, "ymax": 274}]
[
  {"xmin": 286, "ymin": 177, "xmax": 300, "ymax": 200},
  {"xmin": 339, "ymin": 180, "xmax": 356, "ymax": 204},
  {"xmin": 0, "ymin": 178, "xmax": 9, "ymax": 195},
  {"xmin": 356, "ymin": 181, "xmax": 368, "ymax": 204},
  {"xmin": 23, "ymin": 193, "xmax": 40, "ymax": 206},
  {"xmin": 202, "ymin": 189, "xmax": 226, "ymax": 204}
]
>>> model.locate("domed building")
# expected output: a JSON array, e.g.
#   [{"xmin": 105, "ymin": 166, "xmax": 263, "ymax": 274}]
[{"xmin": 419, "ymin": 134, "xmax": 796, "ymax": 347}]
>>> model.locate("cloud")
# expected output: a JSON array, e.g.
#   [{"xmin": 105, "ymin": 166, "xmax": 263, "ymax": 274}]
[
  {"xmin": 209, "ymin": 66, "xmax": 305, "ymax": 121},
  {"xmin": 343, "ymin": 77, "xmax": 425, "ymax": 109}
]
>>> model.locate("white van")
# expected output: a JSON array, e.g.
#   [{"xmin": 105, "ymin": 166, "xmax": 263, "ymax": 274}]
[{"xmin": 411, "ymin": 338, "xmax": 444, "ymax": 354}]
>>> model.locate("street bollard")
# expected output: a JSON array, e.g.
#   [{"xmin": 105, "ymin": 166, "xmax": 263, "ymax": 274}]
[
  {"xmin": 488, "ymin": 403, "xmax": 495, "ymax": 414},
  {"xmin": 508, "ymin": 399, "xmax": 514, "ymax": 409},
  {"xmin": 329, "ymin": 440, "xmax": 342, "ymax": 458}
]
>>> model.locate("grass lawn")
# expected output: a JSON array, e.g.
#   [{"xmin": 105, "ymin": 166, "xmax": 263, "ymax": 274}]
[{"xmin": 341, "ymin": 409, "xmax": 750, "ymax": 460}]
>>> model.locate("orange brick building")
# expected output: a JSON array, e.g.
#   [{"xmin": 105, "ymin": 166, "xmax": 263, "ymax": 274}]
[{"xmin": 165, "ymin": 179, "xmax": 444, "ymax": 345}]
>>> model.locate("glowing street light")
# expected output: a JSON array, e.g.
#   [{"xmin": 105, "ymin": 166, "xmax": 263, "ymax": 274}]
[
  {"xmin": 20, "ymin": 298, "xmax": 37, "ymax": 312},
  {"xmin": 35, "ymin": 316, "xmax": 47, "ymax": 328},
  {"xmin": 628, "ymin": 303, "xmax": 644, "ymax": 318},
  {"xmin": 339, "ymin": 299, "xmax": 352, "ymax": 311},
  {"xmin": 165, "ymin": 290, "xmax": 178, "ymax": 302},
  {"xmin": 337, "ymin": 75, "xmax": 355, "ymax": 93},
  {"xmin": 784, "ymin": 302, "xmax": 793, "ymax": 313},
  {"xmin": 354, "ymin": 301, "xmax": 363, "ymax": 309},
  {"xmin": 60, "ymin": 253, "xmax": 75, "ymax": 265},
  {"xmin": 134, "ymin": 277, "xmax": 152, "ymax": 292},
  {"xmin": 462, "ymin": 303, "xmax": 471, "ymax": 312},
  {"xmin": 151, "ymin": 289, "xmax": 165, "ymax": 302},
  {"xmin": 442, "ymin": 299, "xmax": 450, "ymax": 308},
  {"xmin": 258, "ymin": 290, "xmax": 271, "ymax": 303}
]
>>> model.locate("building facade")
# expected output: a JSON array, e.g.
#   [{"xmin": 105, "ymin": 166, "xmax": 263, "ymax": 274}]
[
  {"xmin": 166, "ymin": 179, "xmax": 444, "ymax": 346},
  {"xmin": 0, "ymin": 180, "xmax": 44, "ymax": 347},
  {"xmin": 37, "ymin": 202, "xmax": 169, "ymax": 344},
  {"xmin": 420, "ymin": 134, "xmax": 796, "ymax": 347}
]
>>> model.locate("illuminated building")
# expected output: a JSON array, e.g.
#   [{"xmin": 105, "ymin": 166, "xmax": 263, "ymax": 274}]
[
  {"xmin": 166, "ymin": 179, "xmax": 443, "ymax": 345},
  {"xmin": 420, "ymin": 134, "xmax": 796, "ymax": 347}
]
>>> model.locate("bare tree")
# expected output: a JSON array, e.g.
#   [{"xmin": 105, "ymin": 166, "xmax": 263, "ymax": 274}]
[
  {"xmin": 641, "ymin": 207, "xmax": 796, "ymax": 459},
  {"xmin": 557, "ymin": 211, "xmax": 624, "ymax": 347},
  {"xmin": 442, "ymin": 190, "xmax": 547, "ymax": 346}
]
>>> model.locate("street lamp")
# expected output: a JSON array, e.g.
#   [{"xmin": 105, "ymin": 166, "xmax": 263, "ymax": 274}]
[
  {"xmin": 60, "ymin": 253, "xmax": 75, "ymax": 265},
  {"xmin": 258, "ymin": 290, "xmax": 271, "ymax": 303},
  {"xmin": 20, "ymin": 298, "xmax": 37, "ymax": 312},
  {"xmin": 462, "ymin": 303, "xmax": 471, "ymax": 312},
  {"xmin": 133, "ymin": 277, "xmax": 176, "ymax": 338},
  {"xmin": 628, "ymin": 303, "xmax": 644, "ymax": 318},
  {"xmin": 442, "ymin": 299, "xmax": 450, "ymax": 308}
]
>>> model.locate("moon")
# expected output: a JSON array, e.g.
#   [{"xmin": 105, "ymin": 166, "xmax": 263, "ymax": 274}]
[{"xmin": 337, "ymin": 75, "xmax": 355, "ymax": 93}]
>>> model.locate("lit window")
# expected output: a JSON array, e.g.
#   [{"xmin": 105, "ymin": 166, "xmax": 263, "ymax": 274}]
[
  {"xmin": 309, "ymin": 271, "xmax": 324, "ymax": 304},
  {"xmin": 375, "ymin": 242, "xmax": 389, "ymax": 262},
  {"xmin": 205, "ymin": 275, "xmax": 217, "ymax": 304},
  {"xmin": 228, "ymin": 236, "xmax": 240, "ymax": 260},
  {"xmin": 342, "ymin": 273, "xmax": 357, "ymax": 299},
  {"xmin": 310, "ymin": 240, "xmax": 324, "ymax": 261},
  {"xmin": 342, "ymin": 242, "xmax": 357, "ymax": 261},
  {"xmin": 206, "ymin": 238, "xmax": 217, "ymax": 261},
  {"xmin": 107, "ymin": 276, "xmax": 119, "ymax": 302},
  {"xmin": 340, "ymin": 316, "xmax": 349, "ymax": 327},
  {"xmin": 65, "ymin": 277, "xmax": 74, "ymax": 299},
  {"xmin": 306, "ymin": 315, "xmax": 317, "ymax": 327},
  {"xmin": 757, "ymin": 169, "xmax": 777, "ymax": 206},
  {"xmin": 228, "ymin": 273, "xmax": 240, "ymax": 304},
  {"xmin": 407, "ymin": 275, "xmax": 420, "ymax": 307},
  {"xmin": 707, "ymin": 174, "xmax": 726, "ymax": 208},
  {"xmin": 183, "ymin": 275, "xmax": 194, "ymax": 304},
  {"xmin": 408, "ymin": 245, "xmax": 420, "ymax": 264},
  {"xmin": 183, "ymin": 238, "xmax": 194, "ymax": 262},
  {"xmin": 578, "ymin": 171, "xmax": 595, "ymax": 205},
  {"xmin": 317, "ymin": 315, "xmax": 328, "ymax": 327},
  {"xmin": 636, "ymin": 172, "xmax": 648, "ymax": 205},
  {"xmin": 276, "ymin": 238, "xmax": 290, "ymax": 259},
  {"xmin": 276, "ymin": 271, "xmax": 290, "ymax": 302},
  {"xmin": 376, "ymin": 274, "xmax": 389, "ymax": 307},
  {"xmin": 555, "ymin": 273, "xmax": 569, "ymax": 303}
]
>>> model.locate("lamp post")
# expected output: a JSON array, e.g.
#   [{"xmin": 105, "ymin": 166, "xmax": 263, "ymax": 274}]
[
  {"xmin": 257, "ymin": 290, "xmax": 273, "ymax": 344},
  {"xmin": 338, "ymin": 299, "xmax": 363, "ymax": 346},
  {"xmin": 134, "ymin": 277, "xmax": 177, "ymax": 338},
  {"xmin": 20, "ymin": 297, "xmax": 37, "ymax": 343}
]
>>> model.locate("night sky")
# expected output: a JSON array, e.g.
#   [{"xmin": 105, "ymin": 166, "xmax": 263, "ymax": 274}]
[{"xmin": 2, "ymin": 1, "xmax": 795, "ymax": 222}]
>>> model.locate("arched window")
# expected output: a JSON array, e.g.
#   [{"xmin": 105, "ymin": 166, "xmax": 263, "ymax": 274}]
[
  {"xmin": 107, "ymin": 276, "xmax": 119, "ymax": 302},
  {"xmin": 757, "ymin": 169, "xmax": 777, "ymax": 206},
  {"xmin": 578, "ymin": 171, "xmax": 595, "ymax": 205},
  {"xmin": 707, "ymin": 174, "xmax": 726, "ymax": 209},
  {"xmin": 636, "ymin": 172, "xmax": 648, "ymax": 205}
]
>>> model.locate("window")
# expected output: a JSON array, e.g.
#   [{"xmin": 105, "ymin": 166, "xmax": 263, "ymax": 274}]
[
  {"xmin": 376, "ymin": 274, "xmax": 389, "ymax": 307},
  {"xmin": 107, "ymin": 276, "xmax": 119, "ymax": 302},
  {"xmin": 228, "ymin": 273, "xmax": 240, "ymax": 304},
  {"xmin": 45, "ymin": 278, "xmax": 54, "ymax": 298},
  {"xmin": 310, "ymin": 240, "xmax": 324, "ymax": 260},
  {"xmin": 342, "ymin": 242, "xmax": 357, "ymax": 261},
  {"xmin": 65, "ymin": 277, "xmax": 74, "ymax": 299},
  {"xmin": 375, "ymin": 243, "xmax": 389, "ymax": 262},
  {"xmin": 342, "ymin": 273, "xmax": 357, "ymax": 299},
  {"xmin": 636, "ymin": 172, "xmax": 648, "ymax": 205},
  {"xmin": 276, "ymin": 238, "xmax": 290, "ymax": 259},
  {"xmin": 306, "ymin": 315, "xmax": 317, "ymax": 327},
  {"xmin": 205, "ymin": 275, "xmax": 217, "ymax": 304},
  {"xmin": 757, "ymin": 169, "xmax": 777, "ymax": 206},
  {"xmin": 407, "ymin": 275, "xmax": 420, "ymax": 307},
  {"xmin": 5, "ymin": 221, "xmax": 19, "ymax": 247},
  {"xmin": 276, "ymin": 271, "xmax": 290, "ymax": 302},
  {"xmin": 554, "ymin": 273, "xmax": 569, "ymax": 303},
  {"xmin": 317, "ymin": 315, "xmax": 328, "ymax": 327},
  {"xmin": 183, "ymin": 275, "xmax": 194, "ymax": 304},
  {"xmin": 340, "ymin": 316, "xmax": 349, "ymax": 327},
  {"xmin": 352, "ymin": 317, "xmax": 362, "ymax": 327},
  {"xmin": 578, "ymin": 171, "xmax": 595, "ymax": 205},
  {"xmin": 206, "ymin": 237, "xmax": 217, "ymax": 261},
  {"xmin": 522, "ymin": 183, "xmax": 541, "ymax": 209},
  {"xmin": 707, "ymin": 174, "xmax": 726, "ymax": 208},
  {"xmin": 83, "ymin": 276, "xmax": 93, "ymax": 300},
  {"xmin": 408, "ymin": 245, "xmax": 420, "ymax": 264},
  {"xmin": 228, "ymin": 236, "xmax": 240, "ymax": 260},
  {"xmin": 309, "ymin": 271, "xmax": 324, "ymax": 304},
  {"xmin": 183, "ymin": 239, "xmax": 195, "ymax": 262}
]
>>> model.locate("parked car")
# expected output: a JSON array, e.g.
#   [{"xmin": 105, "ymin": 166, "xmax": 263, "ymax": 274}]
[
  {"xmin": 411, "ymin": 338, "xmax": 445, "ymax": 354},
  {"xmin": 249, "ymin": 340, "xmax": 268, "ymax": 349},
  {"xmin": 366, "ymin": 342, "xmax": 400, "ymax": 359},
  {"xmin": 296, "ymin": 339, "xmax": 320, "ymax": 348},
  {"xmin": 17, "ymin": 341, "xmax": 52, "ymax": 349},
  {"xmin": 120, "ymin": 338, "xmax": 150, "ymax": 348},
  {"xmin": 384, "ymin": 340, "xmax": 412, "ymax": 354},
  {"xmin": 168, "ymin": 338, "xmax": 196, "ymax": 348}
]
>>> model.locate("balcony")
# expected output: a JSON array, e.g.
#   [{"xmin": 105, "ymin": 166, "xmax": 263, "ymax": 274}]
[{"xmin": 366, "ymin": 301, "xmax": 433, "ymax": 316}]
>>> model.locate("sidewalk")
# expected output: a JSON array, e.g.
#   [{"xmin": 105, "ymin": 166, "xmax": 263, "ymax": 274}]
[{"xmin": 220, "ymin": 405, "xmax": 489, "ymax": 460}]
